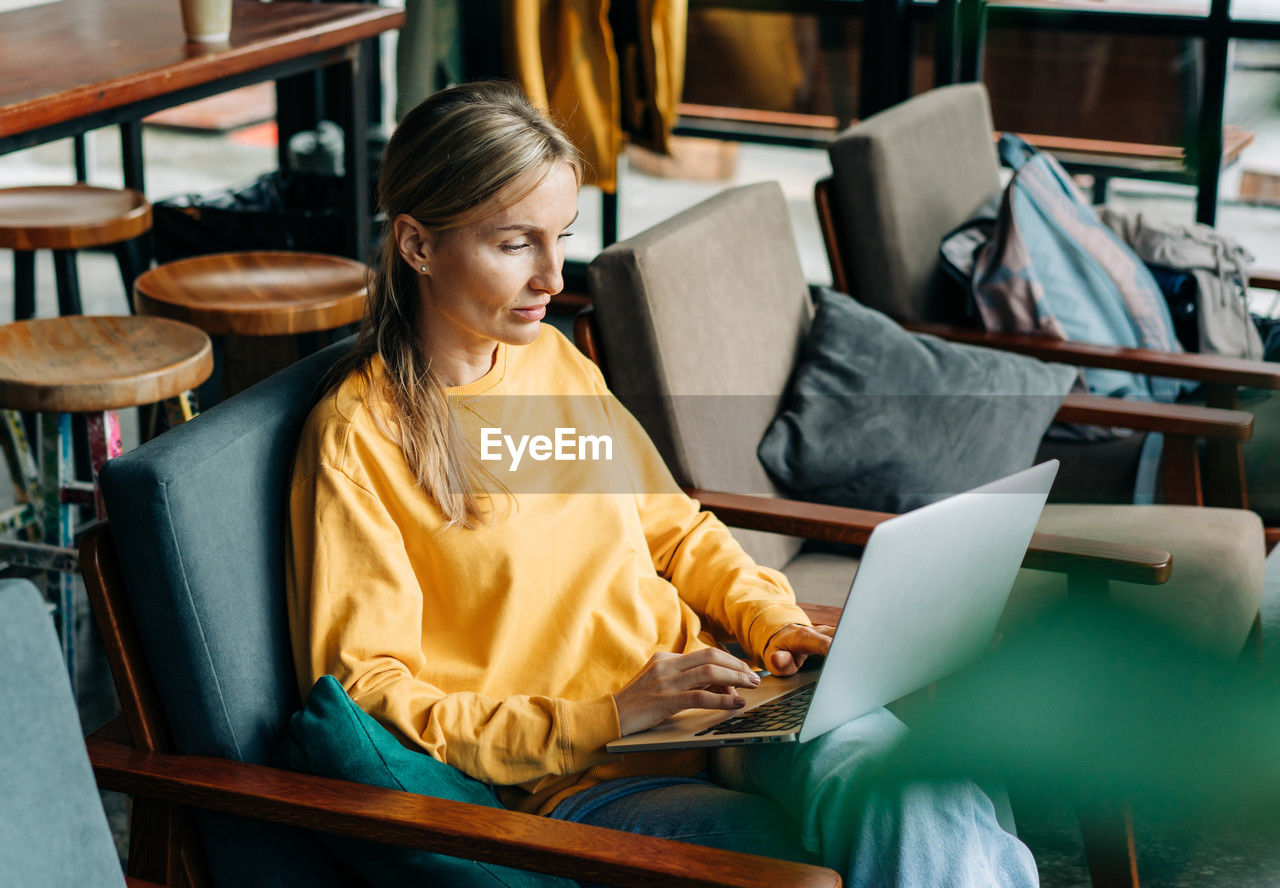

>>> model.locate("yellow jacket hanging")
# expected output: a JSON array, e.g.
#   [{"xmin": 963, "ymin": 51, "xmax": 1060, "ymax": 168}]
[{"xmin": 506, "ymin": 0, "xmax": 686, "ymax": 193}]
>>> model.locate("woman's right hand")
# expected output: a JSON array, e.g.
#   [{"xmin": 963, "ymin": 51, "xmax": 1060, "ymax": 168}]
[{"xmin": 613, "ymin": 648, "xmax": 761, "ymax": 737}]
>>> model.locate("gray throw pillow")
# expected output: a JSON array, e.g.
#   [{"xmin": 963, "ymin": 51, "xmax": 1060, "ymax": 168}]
[{"xmin": 758, "ymin": 287, "xmax": 1076, "ymax": 513}]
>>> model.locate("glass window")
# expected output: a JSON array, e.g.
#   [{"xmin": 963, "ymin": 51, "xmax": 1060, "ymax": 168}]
[
  {"xmin": 1232, "ymin": 0, "xmax": 1280, "ymax": 22},
  {"xmin": 1218, "ymin": 38, "xmax": 1280, "ymax": 282}
]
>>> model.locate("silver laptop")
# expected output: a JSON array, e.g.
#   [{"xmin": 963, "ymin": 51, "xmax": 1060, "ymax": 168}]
[{"xmin": 607, "ymin": 461, "xmax": 1057, "ymax": 753}]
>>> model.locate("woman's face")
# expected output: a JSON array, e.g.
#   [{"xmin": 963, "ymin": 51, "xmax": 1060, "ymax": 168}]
[{"xmin": 416, "ymin": 162, "xmax": 579, "ymax": 360}]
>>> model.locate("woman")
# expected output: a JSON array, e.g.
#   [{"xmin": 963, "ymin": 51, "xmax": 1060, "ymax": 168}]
[{"xmin": 287, "ymin": 79, "xmax": 1037, "ymax": 887}]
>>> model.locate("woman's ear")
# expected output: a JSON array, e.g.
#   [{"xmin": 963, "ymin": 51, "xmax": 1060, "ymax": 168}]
[{"xmin": 393, "ymin": 214, "xmax": 435, "ymax": 274}]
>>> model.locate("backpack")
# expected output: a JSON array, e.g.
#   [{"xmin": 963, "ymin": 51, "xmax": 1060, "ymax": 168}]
[
  {"xmin": 1095, "ymin": 207, "xmax": 1263, "ymax": 361},
  {"xmin": 958, "ymin": 134, "xmax": 1192, "ymax": 405}
]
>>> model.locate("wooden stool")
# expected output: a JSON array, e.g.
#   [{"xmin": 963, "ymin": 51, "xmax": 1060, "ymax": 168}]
[
  {"xmin": 133, "ymin": 250, "xmax": 366, "ymax": 402},
  {"xmin": 0, "ymin": 316, "xmax": 211, "ymax": 684},
  {"xmin": 0, "ymin": 184, "xmax": 152, "ymax": 319}
]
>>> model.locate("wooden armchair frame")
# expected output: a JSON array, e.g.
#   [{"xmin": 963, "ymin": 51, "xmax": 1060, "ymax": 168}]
[{"xmin": 815, "ymin": 176, "xmax": 1280, "ymax": 533}]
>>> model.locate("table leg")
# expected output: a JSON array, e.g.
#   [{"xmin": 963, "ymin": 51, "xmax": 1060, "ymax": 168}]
[
  {"xmin": 276, "ymin": 72, "xmax": 324, "ymax": 172},
  {"xmin": 121, "ymin": 120, "xmax": 145, "ymax": 194},
  {"xmin": 333, "ymin": 49, "xmax": 370, "ymax": 262}
]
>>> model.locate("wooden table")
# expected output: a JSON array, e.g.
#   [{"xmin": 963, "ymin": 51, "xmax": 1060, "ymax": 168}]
[{"xmin": 0, "ymin": 0, "xmax": 404, "ymax": 261}]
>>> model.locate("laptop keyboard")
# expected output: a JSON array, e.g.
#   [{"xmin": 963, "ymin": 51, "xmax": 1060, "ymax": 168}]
[{"xmin": 695, "ymin": 683, "xmax": 815, "ymax": 736}]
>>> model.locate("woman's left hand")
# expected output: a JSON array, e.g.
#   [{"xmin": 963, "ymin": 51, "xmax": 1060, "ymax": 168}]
[{"xmin": 762, "ymin": 623, "xmax": 835, "ymax": 676}]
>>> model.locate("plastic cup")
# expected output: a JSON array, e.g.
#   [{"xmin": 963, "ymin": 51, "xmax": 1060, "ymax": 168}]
[{"xmin": 179, "ymin": 0, "xmax": 232, "ymax": 44}]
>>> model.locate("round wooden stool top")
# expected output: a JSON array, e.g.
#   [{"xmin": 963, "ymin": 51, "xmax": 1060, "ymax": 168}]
[
  {"xmin": 0, "ymin": 316, "xmax": 212, "ymax": 413},
  {"xmin": 134, "ymin": 251, "xmax": 368, "ymax": 337},
  {"xmin": 0, "ymin": 185, "xmax": 152, "ymax": 250}
]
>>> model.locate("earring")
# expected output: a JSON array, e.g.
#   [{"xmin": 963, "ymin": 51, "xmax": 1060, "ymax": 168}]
[{"xmin": 419, "ymin": 265, "xmax": 427, "ymax": 273}]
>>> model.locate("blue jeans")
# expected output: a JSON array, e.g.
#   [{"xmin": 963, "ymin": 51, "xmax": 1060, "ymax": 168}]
[{"xmin": 551, "ymin": 708, "xmax": 1038, "ymax": 888}]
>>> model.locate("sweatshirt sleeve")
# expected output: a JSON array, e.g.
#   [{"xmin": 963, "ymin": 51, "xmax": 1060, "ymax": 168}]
[
  {"xmin": 288, "ymin": 461, "xmax": 620, "ymax": 786},
  {"xmin": 592, "ymin": 381, "xmax": 813, "ymax": 663}
]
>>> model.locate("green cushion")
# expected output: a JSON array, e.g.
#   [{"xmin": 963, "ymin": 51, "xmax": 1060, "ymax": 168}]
[{"xmin": 276, "ymin": 676, "xmax": 575, "ymax": 888}]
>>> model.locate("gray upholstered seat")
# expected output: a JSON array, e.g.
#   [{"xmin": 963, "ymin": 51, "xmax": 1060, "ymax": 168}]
[
  {"xmin": 587, "ymin": 181, "xmax": 1264, "ymax": 656},
  {"xmin": 99, "ymin": 344, "xmax": 354, "ymax": 888},
  {"xmin": 0, "ymin": 579, "xmax": 127, "ymax": 888},
  {"xmin": 824, "ymin": 81, "xmax": 1279, "ymax": 516}
]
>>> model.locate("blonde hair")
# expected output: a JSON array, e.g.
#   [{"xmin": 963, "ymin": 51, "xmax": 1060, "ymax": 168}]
[{"xmin": 326, "ymin": 80, "xmax": 582, "ymax": 528}]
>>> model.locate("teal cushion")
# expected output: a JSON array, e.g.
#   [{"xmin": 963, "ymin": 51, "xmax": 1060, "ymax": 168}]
[{"xmin": 276, "ymin": 676, "xmax": 576, "ymax": 888}]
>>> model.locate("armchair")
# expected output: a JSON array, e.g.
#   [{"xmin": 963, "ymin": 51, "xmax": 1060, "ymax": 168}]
[
  {"xmin": 78, "ymin": 337, "xmax": 847, "ymax": 888},
  {"xmin": 582, "ymin": 180, "xmax": 1268, "ymax": 888},
  {"xmin": 815, "ymin": 82, "xmax": 1280, "ymax": 530}
]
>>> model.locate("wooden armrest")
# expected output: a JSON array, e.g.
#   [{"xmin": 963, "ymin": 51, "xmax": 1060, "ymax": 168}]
[
  {"xmin": 904, "ymin": 322, "xmax": 1280, "ymax": 390},
  {"xmin": 687, "ymin": 488, "xmax": 1171, "ymax": 585},
  {"xmin": 87, "ymin": 737, "xmax": 839, "ymax": 888},
  {"xmin": 1056, "ymin": 393, "xmax": 1253, "ymax": 441},
  {"xmin": 1253, "ymin": 271, "xmax": 1280, "ymax": 292},
  {"xmin": 688, "ymin": 487, "xmax": 893, "ymax": 548},
  {"xmin": 798, "ymin": 602, "xmax": 843, "ymax": 627}
]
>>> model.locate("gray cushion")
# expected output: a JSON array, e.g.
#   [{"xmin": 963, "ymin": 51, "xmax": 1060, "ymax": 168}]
[
  {"xmin": 1006, "ymin": 505, "xmax": 1265, "ymax": 656},
  {"xmin": 588, "ymin": 181, "xmax": 813, "ymax": 569},
  {"xmin": 759, "ymin": 288, "xmax": 1076, "ymax": 513},
  {"xmin": 99, "ymin": 342, "xmax": 354, "ymax": 888},
  {"xmin": 828, "ymin": 82, "xmax": 1001, "ymax": 324},
  {"xmin": 0, "ymin": 580, "xmax": 125, "ymax": 888}
]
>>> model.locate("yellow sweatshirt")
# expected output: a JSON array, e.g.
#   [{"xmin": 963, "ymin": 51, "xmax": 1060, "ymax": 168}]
[{"xmin": 286, "ymin": 325, "xmax": 810, "ymax": 815}]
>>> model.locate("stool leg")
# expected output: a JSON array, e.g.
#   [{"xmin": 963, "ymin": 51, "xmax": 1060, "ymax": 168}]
[
  {"xmin": 42, "ymin": 412, "xmax": 77, "ymax": 688},
  {"xmin": 0, "ymin": 410, "xmax": 41, "ymax": 541},
  {"xmin": 14, "ymin": 250, "xmax": 36, "ymax": 321},
  {"xmin": 115, "ymin": 237, "xmax": 148, "ymax": 311},
  {"xmin": 11, "ymin": 249, "xmax": 36, "ymax": 441},
  {"xmin": 196, "ymin": 335, "xmax": 225, "ymax": 409},
  {"xmin": 73, "ymin": 134, "xmax": 90, "ymax": 183},
  {"xmin": 164, "ymin": 392, "xmax": 198, "ymax": 427},
  {"xmin": 85, "ymin": 411, "xmax": 124, "ymax": 519},
  {"xmin": 52, "ymin": 250, "xmax": 83, "ymax": 316}
]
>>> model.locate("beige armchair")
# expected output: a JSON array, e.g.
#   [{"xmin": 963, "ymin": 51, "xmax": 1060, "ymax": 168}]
[
  {"xmin": 816, "ymin": 82, "xmax": 1280, "ymax": 534},
  {"xmin": 583, "ymin": 179, "xmax": 1267, "ymax": 888}
]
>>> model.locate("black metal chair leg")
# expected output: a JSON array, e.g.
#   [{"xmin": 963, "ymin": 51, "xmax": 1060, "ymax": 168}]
[
  {"xmin": 51, "ymin": 250, "xmax": 83, "ymax": 316},
  {"xmin": 14, "ymin": 250, "xmax": 36, "ymax": 321}
]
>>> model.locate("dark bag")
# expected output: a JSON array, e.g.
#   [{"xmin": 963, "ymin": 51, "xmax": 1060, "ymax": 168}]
[{"xmin": 152, "ymin": 170, "xmax": 350, "ymax": 263}]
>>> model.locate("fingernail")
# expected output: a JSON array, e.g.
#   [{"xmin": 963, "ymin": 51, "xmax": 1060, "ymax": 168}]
[
  {"xmin": 734, "ymin": 696, "xmax": 745, "ymax": 707},
  {"xmin": 749, "ymin": 672, "xmax": 761, "ymax": 685}
]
